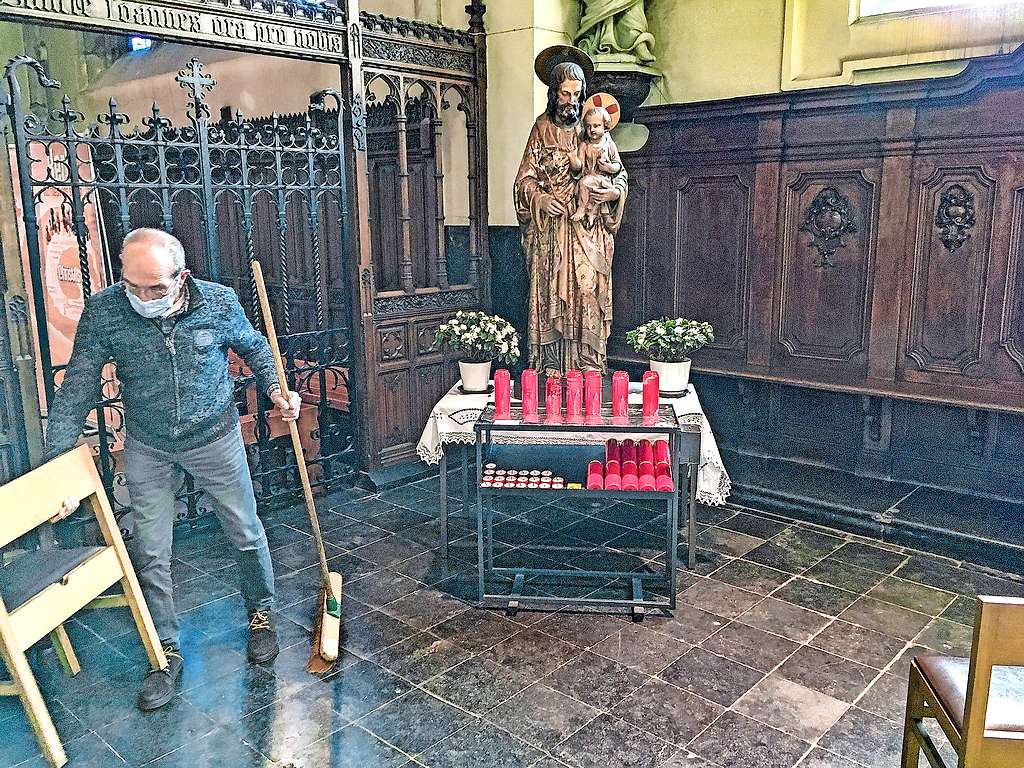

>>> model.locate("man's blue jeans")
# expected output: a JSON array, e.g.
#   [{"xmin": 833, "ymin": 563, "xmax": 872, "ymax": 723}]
[{"xmin": 124, "ymin": 426, "xmax": 275, "ymax": 646}]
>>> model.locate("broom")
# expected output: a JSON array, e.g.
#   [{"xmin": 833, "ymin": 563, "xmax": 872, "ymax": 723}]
[{"xmin": 252, "ymin": 261, "xmax": 342, "ymax": 673}]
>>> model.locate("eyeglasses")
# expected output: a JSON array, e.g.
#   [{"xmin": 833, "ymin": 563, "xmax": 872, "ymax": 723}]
[{"xmin": 122, "ymin": 270, "xmax": 183, "ymax": 300}]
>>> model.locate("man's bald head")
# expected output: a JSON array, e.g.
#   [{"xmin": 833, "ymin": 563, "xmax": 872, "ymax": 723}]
[{"xmin": 120, "ymin": 228, "xmax": 189, "ymax": 300}]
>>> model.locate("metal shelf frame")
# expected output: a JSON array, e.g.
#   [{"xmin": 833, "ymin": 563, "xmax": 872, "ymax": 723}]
[{"xmin": 470, "ymin": 402, "xmax": 694, "ymax": 618}]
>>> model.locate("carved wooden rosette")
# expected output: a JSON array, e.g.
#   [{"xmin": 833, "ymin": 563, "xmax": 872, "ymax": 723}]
[
  {"xmin": 799, "ymin": 187, "xmax": 858, "ymax": 269},
  {"xmin": 935, "ymin": 183, "xmax": 976, "ymax": 252}
]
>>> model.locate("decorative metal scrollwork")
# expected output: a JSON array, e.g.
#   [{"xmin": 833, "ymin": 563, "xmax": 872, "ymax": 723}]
[
  {"xmin": 935, "ymin": 183, "xmax": 975, "ymax": 253},
  {"xmin": 799, "ymin": 187, "xmax": 858, "ymax": 269}
]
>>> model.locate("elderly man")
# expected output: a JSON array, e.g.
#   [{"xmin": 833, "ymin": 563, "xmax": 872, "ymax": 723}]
[{"xmin": 46, "ymin": 228, "xmax": 301, "ymax": 711}]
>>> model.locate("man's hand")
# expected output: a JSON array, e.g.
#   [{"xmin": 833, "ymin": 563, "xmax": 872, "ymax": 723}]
[
  {"xmin": 540, "ymin": 195, "xmax": 566, "ymax": 216},
  {"xmin": 50, "ymin": 496, "xmax": 80, "ymax": 523},
  {"xmin": 271, "ymin": 390, "xmax": 302, "ymax": 422},
  {"xmin": 592, "ymin": 187, "xmax": 621, "ymax": 204}
]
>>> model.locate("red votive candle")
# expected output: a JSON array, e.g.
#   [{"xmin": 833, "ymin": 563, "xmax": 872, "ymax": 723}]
[
  {"xmin": 656, "ymin": 464, "xmax": 674, "ymax": 492},
  {"xmin": 642, "ymin": 372, "xmax": 659, "ymax": 424},
  {"xmin": 612, "ymin": 371, "xmax": 629, "ymax": 419},
  {"xmin": 605, "ymin": 470, "xmax": 622, "ymax": 490},
  {"xmin": 606, "ymin": 439, "xmax": 620, "ymax": 465},
  {"xmin": 605, "ymin": 459, "xmax": 621, "ymax": 476},
  {"xmin": 494, "ymin": 368, "xmax": 511, "ymax": 420},
  {"xmin": 621, "ymin": 439, "xmax": 637, "ymax": 465},
  {"xmin": 545, "ymin": 376, "xmax": 562, "ymax": 423},
  {"xmin": 622, "ymin": 460, "xmax": 638, "ymax": 490},
  {"xmin": 587, "ymin": 460, "xmax": 604, "ymax": 490},
  {"xmin": 521, "ymin": 369, "xmax": 538, "ymax": 421},
  {"xmin": 654, "ymin": 439, "xmax": 670, "ymax": 467},
  {"xmin": 584, "ymin": 370, "xmax": 603, "ymax": 423},
  {"xmin": 639, "ymin": 462, "xmax": 657, "ymax": 491},
  {"xmin": 639, "ymin": 439, "xmax": 654, "ymax": 466},
  {"xmin": 565, "ymin": 371, "xmax": 583, "ymax": 423}
]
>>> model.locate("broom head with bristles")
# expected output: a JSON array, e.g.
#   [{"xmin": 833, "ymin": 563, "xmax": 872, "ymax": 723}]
[{"xmin": 306, "ymin": 570, "xmax": 343, "ymax": 673}]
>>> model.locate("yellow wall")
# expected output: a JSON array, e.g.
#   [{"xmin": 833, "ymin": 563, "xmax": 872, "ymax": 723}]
[{"xmin": 646, "ymin": 0, "xmax": 1024, "ymax": 104}]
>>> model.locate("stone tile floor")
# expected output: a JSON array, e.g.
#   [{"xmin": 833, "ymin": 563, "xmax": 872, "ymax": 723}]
[{"xmin": 3, "ymin": 473, "xmax": 1022, "ymax": 768}]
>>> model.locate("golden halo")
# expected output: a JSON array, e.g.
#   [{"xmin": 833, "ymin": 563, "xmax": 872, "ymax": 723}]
[
  {"xmin": 534, "ymin": 45, "xmax": 595, "ymax": 87},
  {"xmin": 582, "ymin": 92, "xmax": 621, "ymax": 131}
]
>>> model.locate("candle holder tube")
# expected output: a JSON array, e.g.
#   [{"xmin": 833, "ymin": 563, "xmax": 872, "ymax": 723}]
[
  {"xmin": 565, "ymin": 371, "xmax": 583, "ymax": 423},
  {"xmin": 605, "ymin": 472, "xmax": 622, "ymax": 491},
  {"xmin": 622, "ymin": 470, "xmax": 639, "ymax": 491},
  {"xmin": 606, "ymin": 438, "xmax": 620, "ymax": 465},
  {"xmin": 622, "ymin": 460, "xmax": 638, "ymax": 491},
  {"xmin": 621, "ymin": 439, "xmax": 637, "ymax": 465},
  {"xmin": 494, "ymin": 368, "xmax": 511, "ymax": 420},
  {"xmin": 639, "ymin": 466, "xmax": 656, "ymax": 491},
  {"xmin": 521, "ymin": 369, "xmax": 538, "ymax": 421},
  {"xmin": 642, "ymin": 372, "xmax": 659, "ymax": 424},
  {"xmin": 656, "ymin": 463, "xmax": 674, "ymax": 492},
  {"xmin": 605, "ymin": 459, "xmax": 621, "ymax": 476},
  {"xmin": 544, "ymin": 376, "xmax": 562, "ymax": 424},
  {"xmin": 654, "ymin": 439, "xmax": 670, "ymax": 466},
  {"xmin": 584, "ymin": 370, "xmax": 603, "ymax": 424},
  {"xmin": 639, "ymin": 439, "xmax": 654, "ymax": 466},
  {"xmin": 612, "ymin": 370, "xmax": 629, "ymax": 420}
]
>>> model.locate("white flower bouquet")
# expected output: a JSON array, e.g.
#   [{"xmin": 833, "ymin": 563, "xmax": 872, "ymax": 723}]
[
  {"xmin": 434, "ymin": 311, "xmax": 521, "ymax": 365},
  {"xmin": 626, "ymin": 317, "xmax": 715, "ymax": 363}
]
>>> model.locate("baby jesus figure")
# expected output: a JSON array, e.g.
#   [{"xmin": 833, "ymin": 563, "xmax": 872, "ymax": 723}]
[{"xmin": 570, "ymin": 105, "xmax": 622, "ymax": 228}]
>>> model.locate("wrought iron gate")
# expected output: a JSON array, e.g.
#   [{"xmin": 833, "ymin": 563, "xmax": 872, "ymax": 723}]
[{"xmin": 2, "ymin": 54, "xmax": 361, "ymax": 529}]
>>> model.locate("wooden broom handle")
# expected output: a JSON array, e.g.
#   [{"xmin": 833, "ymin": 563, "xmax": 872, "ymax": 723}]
[{"xmin": 251, "ymin": 262, "xmax": 336, "ymax": 598}]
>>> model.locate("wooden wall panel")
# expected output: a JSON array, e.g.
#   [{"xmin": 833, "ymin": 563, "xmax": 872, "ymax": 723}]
[
  {"xmin": 619, "ymin": 45, "xmax": 1024, "ymax": 415},
  {"xmin": 612, "ymin": 47, "xmax": 1024, "ymax": 501},
  {"xmin": 901, "ymin": 163, "xmax": 996, "ymax": 382},
  {"xmin": 675, "ymin": 173, "xmax": 750, "ymax": 361},
  {"xmin": 774, "ymin": 168, "xmax": 878, "ymax": 380}
]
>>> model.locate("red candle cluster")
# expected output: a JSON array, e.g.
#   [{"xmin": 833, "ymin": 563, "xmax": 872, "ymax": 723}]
[{"xmin": 587, "ymin": 439, "xmax": 673, "ymax": 492}]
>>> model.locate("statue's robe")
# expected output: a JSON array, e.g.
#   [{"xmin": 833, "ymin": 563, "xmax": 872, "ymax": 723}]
[
  {"xmin": 514, "ymin": 112, "xmax": 627, "ymax": 373},
  {"xmin": 576, "ymin": 0, "xmax": 656, "ymax": 64}
]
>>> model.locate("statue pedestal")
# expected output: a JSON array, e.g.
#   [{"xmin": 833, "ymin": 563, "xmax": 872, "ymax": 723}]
[{"xmin": 590, "ymin": 58, "xmax": 661, "ymax": 123}]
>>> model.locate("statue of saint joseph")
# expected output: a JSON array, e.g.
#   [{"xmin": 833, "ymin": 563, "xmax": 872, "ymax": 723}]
[{"xmin": 514, "ymin": 46, "xmax": 628, "ymax": 374}]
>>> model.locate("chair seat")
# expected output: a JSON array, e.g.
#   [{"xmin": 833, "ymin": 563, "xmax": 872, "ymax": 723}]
[
  {"xmin": 917, "ymin": 655, "xmax": 1024, "ymax": 734},
  {"xmin": 0, "ymin": 547, "xmax": 105, "ymax": 610}
]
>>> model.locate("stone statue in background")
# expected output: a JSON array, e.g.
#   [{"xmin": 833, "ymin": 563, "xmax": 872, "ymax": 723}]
[
  {"xmin": 514, "ymin": 46, "xmax": 628, "ymax": 374},
  {"xmin": 575, "ymin": 0, "xmax": 656, "ymax": 65}
]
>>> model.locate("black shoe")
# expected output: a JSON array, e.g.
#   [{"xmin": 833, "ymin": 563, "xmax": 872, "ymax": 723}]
[
  {"xmin": 247, "ymin": 610, "xmax": 279, "ymax": 663},
  {"xmin": 137, "ymin": 646, "xmax": 183, "ymax": 711}
]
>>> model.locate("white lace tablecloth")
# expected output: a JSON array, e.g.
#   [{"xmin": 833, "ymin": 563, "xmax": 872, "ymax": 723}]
[{"xmin": 416, "ymin": 381, "xmax": 731, "ymax": 506}]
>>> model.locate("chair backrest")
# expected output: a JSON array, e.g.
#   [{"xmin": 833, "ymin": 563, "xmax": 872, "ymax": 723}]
[
  {"xmin": 0, "ymin": 446, "xmax": 107, "ymax": 549},
  {"xmin": 962, "ymin": 595, "xmax": 1024, "ymax": 768}
]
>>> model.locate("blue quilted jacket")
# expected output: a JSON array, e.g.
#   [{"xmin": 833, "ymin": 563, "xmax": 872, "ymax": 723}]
[{"xmin": 45, "ymin": 277, "xmax": 277, "ymax": 458}]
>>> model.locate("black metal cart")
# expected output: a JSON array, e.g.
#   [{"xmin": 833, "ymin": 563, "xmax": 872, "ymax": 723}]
[{"xmin": 471, "ymin": 402, "xmax": 699, "ymax": 619}]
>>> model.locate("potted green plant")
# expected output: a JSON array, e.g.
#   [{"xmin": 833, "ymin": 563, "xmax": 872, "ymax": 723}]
[
  {"xmin": 435, "ymin": 311, "xmax": 520, "ymax": 393},
  {"xmin": 626, "ymin": 317, "xmax": 714, "ymax": 394}
]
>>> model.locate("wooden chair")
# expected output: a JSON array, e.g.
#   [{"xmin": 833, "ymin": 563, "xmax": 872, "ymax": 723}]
[
  {"xmin": 901, "ymin": 595, "xmax": 1024, "ymax": 768},
  {"xmin": 0, "ymin": 445, "xmax": 166, "ymax": 767}
]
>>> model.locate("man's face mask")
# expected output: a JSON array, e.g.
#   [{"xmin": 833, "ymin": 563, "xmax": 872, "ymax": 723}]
[{"xmin": 124, "ymin": 272, "xmax": 184, "ymax": 318}]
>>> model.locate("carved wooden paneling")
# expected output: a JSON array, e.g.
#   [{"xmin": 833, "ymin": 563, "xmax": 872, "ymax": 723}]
[
  {"xmin": 903, "ymin": 164, "xmax": 995, "ymax": 380},
  {"xmin": 1000, "ymin": 187, "xmax": 1024, "ymax": 376},
  {"xmin": 673, "ymin": 174, "xmax": 750, "ymax": 355},
  {"xmin": 775, "ymin": 170, "xmax": 878, "ymax": 376},
  {"xmin": 613, "ymin": 44, "xmax": 1024, "ymax": 413},
  {"xmin": 378, "ymin": 369, "xmax": 412, "ymax": 451},
  {"xmin": 378, "ymin": 325, "xmax": 407, "ymax": 363},
  {"xmin": 414, "ymin": 320, "xmax": 442, "ymax": 356}
]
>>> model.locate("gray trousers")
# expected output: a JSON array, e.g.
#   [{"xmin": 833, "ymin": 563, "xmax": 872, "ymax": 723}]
[{"xmin": 124, "ymin": 427, "xmax": 275, "ymax": 646}]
